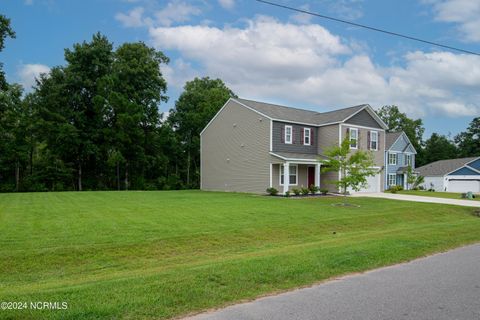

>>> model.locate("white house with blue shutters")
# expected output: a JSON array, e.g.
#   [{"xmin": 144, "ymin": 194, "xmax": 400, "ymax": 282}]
[
  {"xmin": 385, "ymin": 132, "xmax": 417, "ymax": 189},
  {"xmin": 416, "ymin": 157, "xmax": 480, "ymax": 193}
]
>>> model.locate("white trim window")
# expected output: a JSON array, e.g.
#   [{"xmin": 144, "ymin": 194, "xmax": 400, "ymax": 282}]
[
  {"xmin": 388, "ymin": 173, "xmax": 397, "ymax": 186},
  {"xmin": 285, "ymin": 125, "xmax": 292, "ymax": 144},
  {"xmin": 349, "ymin": 128, "xmax": 358, "ymax": 149},
  {"xmin": 280, "ymin": 164, "xmax": 298, "ymax": 185},
  {"xmin": 388, "ymin": 153, "xmax": 397, "ymax": 165},
  {"xmin": 405, "ymin": 154, "xmax": 412, "ymax": 166},
  {"xmin": 303, "ymin": 128, "xmax": 311, "ymax": 145},
  {"xmin": 370, "ymin": 131, "xmax": 378, "ymax": 151}
]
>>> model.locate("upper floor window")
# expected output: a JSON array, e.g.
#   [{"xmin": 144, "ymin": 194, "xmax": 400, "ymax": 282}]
[
  {"xmin": 405, "ymin": 154, "xmax": 412, "ymax": 166},
  {"xmin": 388, "ymin": 153, "xmax": 397, "ymax": 165},
  {"xmin": 370, "ymin": 131, "xmax": 378, "ymax": 151},
  {"xmin": 284, "ymin": 125, "xmax": 292, "ymax": 144},
  {"xmin": 303, "ymin": 128, "xmax": 311, "ymax": 145},
  {"xmin": 349, "ymin": 128, "xmax": 358, "ymax": 149}
]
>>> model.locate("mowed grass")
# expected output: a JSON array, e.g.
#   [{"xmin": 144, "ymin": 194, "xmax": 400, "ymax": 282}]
[
  {"xmin": 1, "ymin": 191, "xmax": 480, "ymax": 319},
  {"xmin": 397, "ymin": 190, "xmax": 480, "ymax": 201}
]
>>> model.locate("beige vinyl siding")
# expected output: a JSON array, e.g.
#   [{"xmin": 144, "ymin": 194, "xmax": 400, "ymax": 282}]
[
  {"xmin": 317, "ymin": 124, "xmax": 340, "ymax": 155},
  {"xmin": 320, "ymin": 170, "xmax": 339, "ymax": 192},
  {"xmin": 201, "ymin": 100, "xmax": 276, "ymax": 193},
  {"xmin": 341, "ymin": 124, "xmax": 386, "ymax": 191},
  {"xmin": 272, "ymin": 164, "xmax": 281, "ymax": 191}
]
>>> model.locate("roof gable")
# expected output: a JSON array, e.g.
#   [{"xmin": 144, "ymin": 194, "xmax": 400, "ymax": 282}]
[
  {"xmin": 345, "ymin": 109, "xmax": 382, "ymax": 129},
  {"xmin": 385, "ymin": 132, "xmax": 403, "ymax": 150},
  {"xmin": 403, "ymin": 143, "xmax": 416, "ymax": 154},
  {"xmin": 386, "ymin": 131, "xmax": 416, "ymax": 153},
  {"xmin": 467, "ymin": 158, "xmax": 480, "ymax": 170},
  {"xmin": 449, "ymin": 166, "xmax": 480, "ymax": 176}
]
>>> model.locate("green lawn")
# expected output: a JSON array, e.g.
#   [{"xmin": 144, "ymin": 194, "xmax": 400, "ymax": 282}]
[
  {"xmin": 1, "ymin": 191, "xmax": 480, "ymax": 319},
  {"xmin": 397, "ymin": 190, "xmax": 480, "ymax": 201}
]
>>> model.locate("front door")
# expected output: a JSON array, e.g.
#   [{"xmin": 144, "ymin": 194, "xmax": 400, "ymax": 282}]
[{"xmin": 307, "ymin": 166, "xmax": 315, "ymax": 187}]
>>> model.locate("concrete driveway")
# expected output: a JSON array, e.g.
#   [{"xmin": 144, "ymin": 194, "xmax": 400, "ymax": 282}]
[
  {"xmin": 351, "ymin": 192, "xmax": 480, "ymax": 207},
  {"xmin": 184, "ymin": 244, "xmax": 480, "ymax": 320}
]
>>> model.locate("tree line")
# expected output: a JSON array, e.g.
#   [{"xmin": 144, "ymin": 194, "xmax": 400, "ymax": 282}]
[
  {"xmin": 1, "ymin": 15, "xmax": 478, "ymax": 192},
  {"xmin": 0, "ymin": 16, "xmax": 235, "ymax": 192}
]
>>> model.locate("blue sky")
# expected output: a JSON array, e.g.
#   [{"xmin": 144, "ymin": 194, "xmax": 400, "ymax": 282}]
[{"xmin": 2, "ymin": 0, "xmax": 480, "ymax": 138}]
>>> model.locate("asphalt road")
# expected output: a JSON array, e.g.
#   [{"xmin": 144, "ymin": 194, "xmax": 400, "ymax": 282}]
[{"xmin": 185, "ymin": 244, "xmax": 480, "ymax": 320}]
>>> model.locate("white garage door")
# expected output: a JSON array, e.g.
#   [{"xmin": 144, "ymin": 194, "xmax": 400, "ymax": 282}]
[
  {"xmin": 448, "ymin": 180, "xmax": 480, "ymax": 193},
  {"xmin": 348, "ymin": 172, "xmax": 381, "ymax": 193}
]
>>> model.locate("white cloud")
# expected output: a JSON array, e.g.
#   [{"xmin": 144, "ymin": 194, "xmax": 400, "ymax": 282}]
[
  {"xmin": 115, "ymin": 1, "xmax": 202, "ymax": 28},
  {"xmin": 24, "ymin": 0, "xmax": 34, "ymax": 5},
  {"xmin": 18, "ymin": 64, "xmax": 50, "ymax": 90},
  {"xmin": 290, "ymin": 4, "xmax": 313, "ymax": 24},
  {"xmin": 427, "ymin": 0, "xmax": 480, "ymax": 42},
  {"xmin": 149, "ymin": 16, "xmax": 480, "ymax": 118},
  {"xmin": 150, "ymin": 16, "xmax": 350, "ymax": 80},
  {"xmin": 162, "ymin": 58, "xmax": 199, "ymax": 89},
  {"xmin": 154, "ymin": 1, "xmax": 202, "ymax": 27},
  {"xmin": 329, "ymin": 0, "xmax": 364, "ymax": 20},
  {"xmin": 218, "ymin": 0, "xmax": 235, "ymax": 10},
  {"xmin": 115, "ymin": 7, "xmax": 145, "ymax": 28}
]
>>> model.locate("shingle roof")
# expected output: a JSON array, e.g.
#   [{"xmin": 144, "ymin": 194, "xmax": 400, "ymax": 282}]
[
  {"xmin": 416, "ymin": 157, "xmax": 479, "ymax": 177},
  {"xmin": 271, "ymin": 152, "xmax": 326, "ymax": 161},
  {"xmin": 235, "ymin": 98, "xmax": 368, "ymax": 126},
  {"xmin": 385, "ymin": 132, "xmax": 403, "ymax": 150}
]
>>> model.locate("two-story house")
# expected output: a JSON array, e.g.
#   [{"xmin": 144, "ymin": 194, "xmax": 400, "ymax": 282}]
[
  {"xmin": 200, "ymin": 98, "xmax": 388, "ymax": 194},
  {"xmin": 385, "ymin": 132, "xmax": 417, "ymax": 189}
]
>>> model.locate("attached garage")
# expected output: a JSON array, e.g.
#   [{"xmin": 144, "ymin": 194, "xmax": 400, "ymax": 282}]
[
  {"xmin": 417, "ymin": 157, "xmax": 480, "ymax": 194},
  {"xmin": 348, "ymin": 171, "xmax": 381, "ymax": 193},
  {"xmin": 448, "ymin": 179, "xmax": 480, "ymax": 193}
]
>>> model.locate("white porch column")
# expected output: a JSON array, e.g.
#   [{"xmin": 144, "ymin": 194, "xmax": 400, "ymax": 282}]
[
  {"xmin": 283, "ymin": 162, "xmax": 290, "ymax": 194},
  {"xmin": 404, "ymin": 173, "xmax": 407, "ymax": 190},
  {"xmin": 315, "ymin": 163, "xmax": 321, "ymax": 191}
]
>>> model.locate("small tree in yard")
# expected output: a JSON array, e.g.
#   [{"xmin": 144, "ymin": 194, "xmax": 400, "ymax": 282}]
[
  {"xmin": 406, "ymin": 165, "xmax": 415, "ymax": 190},
  {"xmin": 321, "ymin": 137, "xmax": 378, "ymax": 203}
]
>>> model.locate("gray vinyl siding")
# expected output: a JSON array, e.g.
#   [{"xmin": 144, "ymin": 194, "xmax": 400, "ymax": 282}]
[
  {"xmin": 341, "ymin": 124, "xmax": 386, "ymax": 191},
  {"xmin": 272, "ymin": 121, "xmax": 317, "ymax": 154},
  {"xmin": 345, "ymin": 109, "xmax": 382, "ymax": 129},
  {"xmin": 201, "ymin": 100, "xmax": 276, "ymax": 193},
  {"xmin": 317, "ymin": 124, "xmax": 340, "ymax": 155}
]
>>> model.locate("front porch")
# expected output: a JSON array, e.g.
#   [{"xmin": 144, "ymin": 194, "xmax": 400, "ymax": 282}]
[
  {"xmin": 387, "ymin": 166, "xmax": 417, "ymax": 190},
  {"xmin": 270, "ymin": 152, "xmax": 322, "ymax": 194}
]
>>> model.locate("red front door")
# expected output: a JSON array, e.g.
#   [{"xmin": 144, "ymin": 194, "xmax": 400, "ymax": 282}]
[{"xmin": 307, "ymin": 166, "xmax": 315, "ymax": 187}]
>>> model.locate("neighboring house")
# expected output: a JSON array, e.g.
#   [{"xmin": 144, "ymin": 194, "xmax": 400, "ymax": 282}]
[
  {"xmin": 385, "ymin": 132, "xmax": 417, "ymax": 190},
  {"xmin": 200, "ymin": 98, "xmax": 388, "ymax": 194},
  {"xmin": 416, "ymin": 157, "xmax": 480, "ymax": 193}
]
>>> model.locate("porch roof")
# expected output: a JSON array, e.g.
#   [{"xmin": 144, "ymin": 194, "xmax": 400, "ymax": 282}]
[
  {"xmin": 270, "ymin": 152, "xmax": 326, "ymax": 163},
  {"xmin": 396, "ymin": 166, "xmax": 419, "ymax": 174}
]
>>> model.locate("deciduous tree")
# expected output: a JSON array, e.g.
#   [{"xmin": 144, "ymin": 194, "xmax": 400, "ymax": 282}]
[
  {"xmin": 0, "ymin": 15, "xmax": 15, "ymax": 90},
  {"xmin": 168, "ymin": 77, "xmax": 236, "ymax": 187},
  {"xmin": 423, "ymin": 133, "xmax": 458, "ymax": 164},
  {"xmin": 455, "ymin": 117, "xmax": 480, "ymax": 157},
  {"xmin": 321, "ymin": 137, "xmax": 378, "ymax": 202}
]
